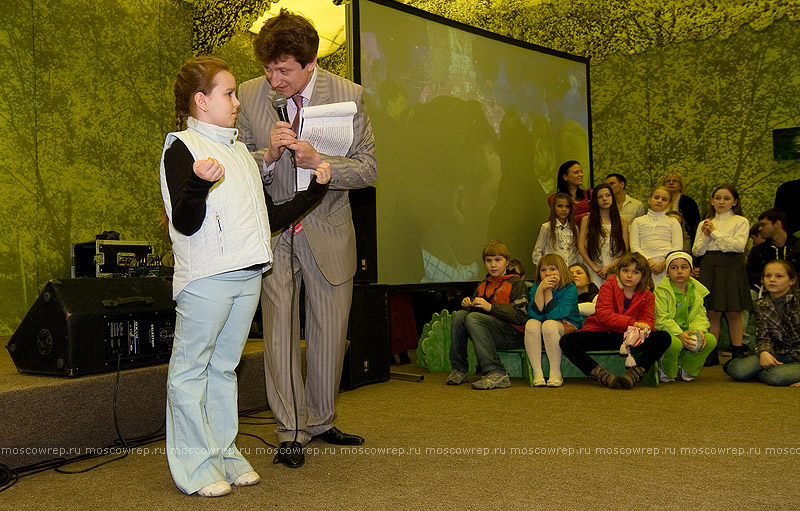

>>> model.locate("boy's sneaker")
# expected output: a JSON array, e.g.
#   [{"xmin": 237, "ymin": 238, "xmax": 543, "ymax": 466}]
[
  {"xmin": 659, "ymin": 365, "xmax": 675, "ymax": 383},
  {"xmin": 446, "ymin": 370, "xmax": 468, "ymax": 385},
  {"xmin": 677, "ymin": 366, "xmax": 696, "ymax": 382},
  {"xmin": 471, "ymin": 372, "xmax": 511, "ymax": 390}
]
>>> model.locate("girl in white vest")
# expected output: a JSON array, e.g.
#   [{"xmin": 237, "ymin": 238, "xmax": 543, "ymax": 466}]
[{"xmin": 160, "ymin": 56, "xmax": 329, "ymax": 497}]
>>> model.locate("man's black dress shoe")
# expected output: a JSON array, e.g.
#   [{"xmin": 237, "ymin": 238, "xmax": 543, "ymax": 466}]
[
  {"xmin": 313, "ymin": 427, "xmax": 365, "ymax": 445},
  {"xmin": 273, "ymin": 441, "xmax": 304, "ymax": 468}
]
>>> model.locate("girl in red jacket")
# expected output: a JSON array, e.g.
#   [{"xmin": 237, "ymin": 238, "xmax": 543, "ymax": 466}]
[{"xmin": 559, "ymin": 252, "xmax": 671, "ymax": 388}]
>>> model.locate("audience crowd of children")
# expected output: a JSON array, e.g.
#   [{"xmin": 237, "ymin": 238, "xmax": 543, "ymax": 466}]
[{"xmin": 446, "ymin": 164, "xmax": 800, "ymax": 390}]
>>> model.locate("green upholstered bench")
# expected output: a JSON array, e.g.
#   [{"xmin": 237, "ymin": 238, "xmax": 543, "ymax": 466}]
[
  {"xmin": 417, "ymin": 310, "xmax": 658, "ymax": 387},
  {"xmin": 497, "ymin": 348, "xmax": 659, "ymax": 388},
  {"xmin": 496, "ymin": 349, "xmax": 534, "ymax": 386}
]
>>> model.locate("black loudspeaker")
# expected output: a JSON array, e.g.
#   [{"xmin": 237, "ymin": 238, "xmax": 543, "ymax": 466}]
[
  {"xmin": 350, "ymin": 187, "xmax": 377, "ymax": 283},
  {"xmin": 773, "ymin": 127, "xmax": 800, "ymax": 160},
  {"xmin": 6, "ymin": 278, "xmax": 175, "ymax": 377},
  {"xmin": 340, "ymin": 284, "xmax": 390, "ymax": 390}
]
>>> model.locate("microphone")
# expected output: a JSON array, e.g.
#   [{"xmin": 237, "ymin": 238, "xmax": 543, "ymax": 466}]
[
  {"xmin": 272, "ymin": 93, "xmax": 290, "ymax": 124},
  {"xmin": 271, "ymin": 93, "xmax": 296, "ymax": 164}
]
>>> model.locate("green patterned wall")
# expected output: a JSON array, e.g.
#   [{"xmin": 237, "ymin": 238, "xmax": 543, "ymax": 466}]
[
  {"xmin": 0, "ymin": 0, "xmax": 38, "ymax": 336},
  {"xmin": 0, "ymin": 0, "xmax": 191, "ymax": 335},
  {"xmin": 591, "ymin": 15, "xmax": 800, "ymax": 210}
]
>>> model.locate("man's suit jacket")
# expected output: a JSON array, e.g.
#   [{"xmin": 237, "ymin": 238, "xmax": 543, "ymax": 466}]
[{"xmin": 236, "ymin": 69, "xmax": 377, "ymax": 286}]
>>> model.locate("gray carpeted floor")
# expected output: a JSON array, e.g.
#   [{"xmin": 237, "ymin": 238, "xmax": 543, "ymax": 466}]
[{"xmin": 2, "ymin": 352, "xmax": 800, "ymax": 510}]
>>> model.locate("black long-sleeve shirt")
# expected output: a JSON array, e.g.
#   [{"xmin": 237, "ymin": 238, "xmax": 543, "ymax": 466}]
[
  {"xmin": 164, "ymin": 139, "xmax": 328, "ymax": 236},
  {"xmin": 745, "ymin": 235, "xmax": 800, "ymax": 288},
  {"xmin": 677, "ymin": 195, "xmax": 701, "ymax": 243}
]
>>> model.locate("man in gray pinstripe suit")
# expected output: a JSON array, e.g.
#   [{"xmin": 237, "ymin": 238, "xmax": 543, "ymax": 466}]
[{"xmin": 236, "ymin": 9, "xmax": 377, "ymax": 468}]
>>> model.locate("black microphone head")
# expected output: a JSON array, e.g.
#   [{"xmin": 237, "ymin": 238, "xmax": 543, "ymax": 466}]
[
  {"xmin": 272, "ymin": 94, "xmax": 290, "ymax": 123},
  {"xmin": 272, "ymin": 94, "xmax": 288, "ymax": 109}
]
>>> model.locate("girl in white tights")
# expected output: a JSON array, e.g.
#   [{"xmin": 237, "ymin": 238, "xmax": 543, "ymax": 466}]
[{"xmin": 524, "ymin": 254, "xmax": 583, "ymax": 387}]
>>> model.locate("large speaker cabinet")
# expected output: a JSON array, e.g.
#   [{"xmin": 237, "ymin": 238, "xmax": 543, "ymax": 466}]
[
  {"xmin": 340, "ymin": 284, "xmax": 390, "ymax": 390},
  {"xmin": 350, "ymin": 187, "xmax": 377, "ymax": 283},
  {"xmin": 6, "ymin": 278, "xmax": 176, "ymax": 377}
]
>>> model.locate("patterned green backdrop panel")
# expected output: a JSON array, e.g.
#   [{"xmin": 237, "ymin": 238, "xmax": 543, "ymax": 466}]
[
  {"xmin": 0, "ymin": 0, "xmax": 38, "ymax": 335},
  {"xmin": 593, "ymin": 16, "xmax": 800, "ymax": 216},
  {"xmin": 215, "ymin": 32, "xmax": 265, "ymax": 83},
  {"xmin": 588, "ymin": 52, "xmax": 651, "ymax": 196},
  {"xmin": 32, "ymin": 0, "xmax": 191, "ymax": 279},
  {"xmin": 192, "ymin": 0, "xmax": 271, "ymax": 56},
  {"xmin": 0, "ymin": 0, "xmax": 191, "ymax": 335},
  {"xmin": 405, "ymin": 0, "xmax": 800, "ymax": 63}
]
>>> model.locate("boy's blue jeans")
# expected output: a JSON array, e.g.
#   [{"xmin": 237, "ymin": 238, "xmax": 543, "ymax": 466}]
[
  {"xmin": 449, "ymin": 310, "xmax": 523, "ymax": 374},
  {"xmin": 725, "ymin": 352, "xmax": 800, "ymax": 386}
]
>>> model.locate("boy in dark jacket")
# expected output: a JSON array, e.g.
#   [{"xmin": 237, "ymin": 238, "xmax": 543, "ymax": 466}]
[
  {"xmin": 746, "ymin": 209, "xmax": 800, "ymax": 290},
  {"xmin": 447, "ymin": 239, "xmax": 529, "ymax": 389}
]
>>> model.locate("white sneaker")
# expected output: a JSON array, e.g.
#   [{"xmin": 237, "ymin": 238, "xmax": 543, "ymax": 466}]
[
  {"xmin": 658, "ymin": 365, "xmax": 675, "ymax": 383},
  {"xmin": 677, "ymin": 366, "xmax": 696, "ymax": 382},
  {"xmin": 233, "ymin": 471, "xmax": 260, "ymax": 486},
  {"xmin": 471, "ymin": 372, "xmax": 511, "ymax": 390},
  {"xmin": 197, "ymin": 481, "xmax": 231, "ymax": 497}
]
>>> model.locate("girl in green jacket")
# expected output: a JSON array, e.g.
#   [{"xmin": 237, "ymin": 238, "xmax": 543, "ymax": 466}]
[{"xmin": 654, "ymin": 251, "xmax": 718, "ymax": 381}]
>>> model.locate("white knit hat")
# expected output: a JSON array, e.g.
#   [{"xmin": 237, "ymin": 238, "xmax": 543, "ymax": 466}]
[{"xmin": 665, "ymin": 251, "xmax": 693, "ymax": 271}]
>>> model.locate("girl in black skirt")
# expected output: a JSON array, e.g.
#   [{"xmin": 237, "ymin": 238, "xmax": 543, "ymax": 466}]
[{"xmin": 692, "ymin": 185, "xmax": 752, "ymax": 358}]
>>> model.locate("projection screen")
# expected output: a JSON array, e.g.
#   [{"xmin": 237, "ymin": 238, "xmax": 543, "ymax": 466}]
[{"xmin": 350, "ymin": 0, "xmax": 592, "ymax": 284}]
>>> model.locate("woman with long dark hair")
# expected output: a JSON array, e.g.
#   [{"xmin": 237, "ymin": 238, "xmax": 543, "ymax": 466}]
[{"xmin": 578, "ymin": 183, "xmax": 628, "ymax": 287}]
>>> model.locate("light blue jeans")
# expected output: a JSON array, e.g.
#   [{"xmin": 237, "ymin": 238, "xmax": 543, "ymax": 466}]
[
  {"xmin": 449, "ymin": 310, "xmax": 523, "ymax": 374},
  {"xmin": 724, "ymin": 352, "xmax": 800, "ymax": 386},
  {"xmin": 166, "ymin": 268, "xmax": 262, "ymax": 494}
]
